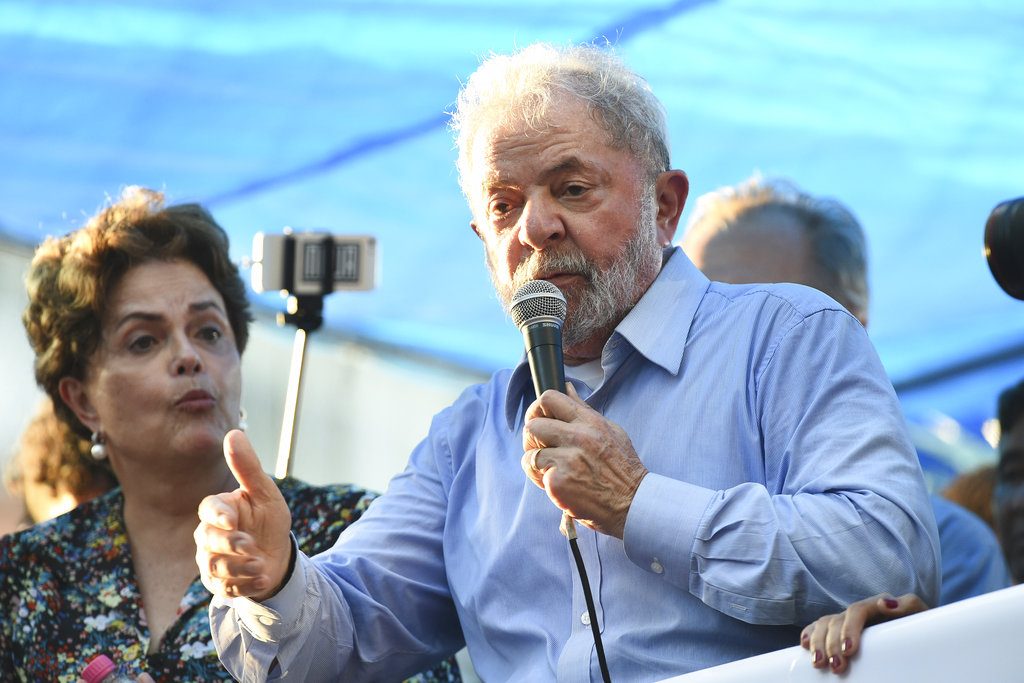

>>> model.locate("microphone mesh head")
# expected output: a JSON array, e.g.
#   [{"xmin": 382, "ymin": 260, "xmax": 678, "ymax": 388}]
[{"xmin": 510, "ymin": 280, "xmax": 567, "ymax": 329}]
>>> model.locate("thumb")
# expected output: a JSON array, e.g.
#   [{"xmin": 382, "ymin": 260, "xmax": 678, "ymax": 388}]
[{"xmin": 223, "ymin": 429, "xmax": 276, "ymax": 502}]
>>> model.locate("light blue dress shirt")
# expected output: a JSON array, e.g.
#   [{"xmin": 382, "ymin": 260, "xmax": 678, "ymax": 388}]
[
  {"xmin": 211, "ymin": 248, "xmax": 940, "ymax": 682},
  {"xmin": 931, "ymin": 495, "xmax": 1011, "ymax": 605}
]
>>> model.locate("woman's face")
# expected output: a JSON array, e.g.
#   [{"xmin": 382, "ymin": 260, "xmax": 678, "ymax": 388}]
[{"xmin": 61, "ymin": 259, "xmax": 242, "ymax": 466}]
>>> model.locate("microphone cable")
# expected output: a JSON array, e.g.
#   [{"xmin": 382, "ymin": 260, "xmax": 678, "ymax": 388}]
[{"xmin": 562, "ymin": 516, "xmax": 612, "ymax": 683}]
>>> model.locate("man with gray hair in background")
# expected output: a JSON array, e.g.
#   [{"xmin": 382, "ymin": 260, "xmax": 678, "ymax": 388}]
[
  {"xmin": 683, "ymin": 174, "xmax": 1011, "ymax": 669},
  {"xmin": 196, "ymin": 46, "xmax": 939, "ymax": 681},
  {"xmin": 682, "ymin": 176, "xmax": 870, "ymax": 325}
]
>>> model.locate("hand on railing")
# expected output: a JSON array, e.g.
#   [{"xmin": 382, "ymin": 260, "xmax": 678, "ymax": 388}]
[{"xmin": 800, "ymin": 593, "xmax": 929, "ymax": 674}]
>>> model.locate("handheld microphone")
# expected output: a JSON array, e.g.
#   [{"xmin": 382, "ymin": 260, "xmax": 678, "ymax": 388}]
[
  {"xmin": 509, "ymin": 280, "xmax": 612, "ymax": 682},
  {"xmin": 510, "ymin": 280, "xmax": 577, "ymax": 538},
  {"xmin": 509, "ymin": 280, "xmax": 568, "ymax": 397}
]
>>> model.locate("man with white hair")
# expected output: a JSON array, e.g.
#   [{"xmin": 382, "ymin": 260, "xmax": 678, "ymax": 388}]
[{"xmin": 196, "ymin": 45, "xmax": 939, "ymax": 681}]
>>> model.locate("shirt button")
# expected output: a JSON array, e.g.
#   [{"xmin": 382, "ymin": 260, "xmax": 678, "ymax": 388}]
[
  {"xmin": 581, "ymin": 611, "xmax": 591, "ymax": 626},
  {"xmin": 650, "ymin": 559, "xmax": 664, "ymax": 574}
]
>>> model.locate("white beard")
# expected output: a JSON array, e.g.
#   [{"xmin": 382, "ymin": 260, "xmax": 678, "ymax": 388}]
[{"xmin": 488, "ymin": 196, "xmax": 662, "ymax": 350}]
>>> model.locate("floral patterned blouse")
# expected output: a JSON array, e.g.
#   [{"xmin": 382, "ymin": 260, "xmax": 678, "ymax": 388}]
[{"xmin": 0, "ymin": 478, "xmax": 461, "ymax": 683}]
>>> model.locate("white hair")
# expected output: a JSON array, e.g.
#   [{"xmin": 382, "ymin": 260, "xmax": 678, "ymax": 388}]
[{"xmin": 450, "ymin": 42, "xmax": 670, "ymax": 200}]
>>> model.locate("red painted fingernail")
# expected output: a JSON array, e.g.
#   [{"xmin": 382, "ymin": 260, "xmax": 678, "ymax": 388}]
[
  {"xmin": 813, "ymin": 650, "xmax": 824, "ymax": 665},
  {"xmin": 829, "ymin": 655, "xmax": 842, "ymax": 671},
  {"xmin": 801, "ymin": 633, "xmax": 810, "ymax": 645},
  {"xmin": 884, "ymin": 598, "xmax": 899, "ymax": 608},
  {"xmin": 842, "ymin": 638, "xmax": 852, "ymax": 654}
]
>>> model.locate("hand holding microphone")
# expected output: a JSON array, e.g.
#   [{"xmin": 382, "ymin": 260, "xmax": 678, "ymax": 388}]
[
  {"xmin": 510, "ymin": 281, "xmax": 648, "ymax": 540},
  {"xmin": 510, "ymin": 280, "xmax": 635, "ymax": 683}
]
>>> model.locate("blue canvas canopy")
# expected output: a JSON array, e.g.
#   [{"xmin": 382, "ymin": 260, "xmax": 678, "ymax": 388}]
[{"xmin": 2, "ymin": 0, "xmax": 1022, "ymax": 478}]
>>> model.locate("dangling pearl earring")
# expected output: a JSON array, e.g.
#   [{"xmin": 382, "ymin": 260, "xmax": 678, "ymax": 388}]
[
  {"xmin": 238, "ymin": 407, "xmax": 248, "ymax": 432},
  {"xmin": 90, "ymin": 431, "xmax": 108, "ymax": 461}
]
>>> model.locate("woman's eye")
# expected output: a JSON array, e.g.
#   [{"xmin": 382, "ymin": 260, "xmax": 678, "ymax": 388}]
[
  {"xmin": 199, "ymin": 326, "xmax": 223, "ymax": 343},
  {"xmin": 128, "ymin": 335, "xmax": 156, "ymax": 352}
]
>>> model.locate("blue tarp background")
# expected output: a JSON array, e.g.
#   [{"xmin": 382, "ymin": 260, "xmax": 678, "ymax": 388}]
[{"xmin": 2, "ymin": 0, "xmax": 1022, "ymax": 474}]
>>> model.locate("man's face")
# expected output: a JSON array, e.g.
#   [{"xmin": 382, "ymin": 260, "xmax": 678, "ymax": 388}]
[
  {"xmin": 996, "ymin": 421, "xmax": 1024, "ymax": 583},
  {"xmin": 467, "ymin": 95, "xmax": 675, "ymax": 361}
]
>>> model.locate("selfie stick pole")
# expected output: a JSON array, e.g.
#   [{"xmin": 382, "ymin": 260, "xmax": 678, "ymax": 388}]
[{"xmin": 273, "ymin": 294, "xmax": 323, "ymax": 479}]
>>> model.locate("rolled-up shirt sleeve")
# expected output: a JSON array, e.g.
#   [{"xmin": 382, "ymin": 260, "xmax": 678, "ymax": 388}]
[{"xmin": 624, "ymin": 308, "xmax": 940, "ymax": 624}]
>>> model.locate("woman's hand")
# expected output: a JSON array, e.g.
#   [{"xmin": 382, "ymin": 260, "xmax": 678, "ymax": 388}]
[{"xmin": 800, "ymin": 593, "xmax": 929, "ymax": 674}]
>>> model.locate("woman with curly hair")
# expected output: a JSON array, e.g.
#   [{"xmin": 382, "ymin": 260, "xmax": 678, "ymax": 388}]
[{"xmin": 0, "ymin": 187, "xmax": 460, "ymax": 683}]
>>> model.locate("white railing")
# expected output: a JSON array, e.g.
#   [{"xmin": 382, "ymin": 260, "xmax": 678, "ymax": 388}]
[{"xmin": 663, "ymin": 583, "xmax": 1024, "ymax": 683}]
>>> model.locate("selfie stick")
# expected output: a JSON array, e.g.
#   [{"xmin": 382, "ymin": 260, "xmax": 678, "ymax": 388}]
[
  {"xmin": 252, "ymin": 231, "xmax": 376, "ymax": 480},
  {"xmin": 273, "ymin": 294, "xmax": 323, "ymax": 479}
]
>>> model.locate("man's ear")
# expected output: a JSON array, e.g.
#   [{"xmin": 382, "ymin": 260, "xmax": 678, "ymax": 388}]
[
  {"xmin": 654, "ymin": 170, "xmax": 690, "ymax": 246},
  {"xmin": 58, "ymin": 377, "xmax": 100, "ymax": 434}
]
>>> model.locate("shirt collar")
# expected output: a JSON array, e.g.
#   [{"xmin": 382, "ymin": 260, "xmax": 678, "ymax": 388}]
[
  {"xmin": 503, "ymin": 246, "xmax": 709, "ymax": 429},
  {"xmin": 613, "ymin": 246, "xmax": 709, "ymax": 376}
]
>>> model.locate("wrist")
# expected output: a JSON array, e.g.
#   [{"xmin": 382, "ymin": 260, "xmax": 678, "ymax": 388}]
[
  {"xmin": 613, "ymin": 467, "xmax": 648, "ymax": 539},
  {"xmin": 257, "ymin": 537, "xmax": 296, "ymax": 602}
]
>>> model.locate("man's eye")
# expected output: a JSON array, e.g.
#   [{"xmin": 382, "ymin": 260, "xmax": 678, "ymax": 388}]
[
  {"xmin": 563, "ymin": 184, "xmax": 588, "ymax": 197},
  {"xmin": 489, "ymin": 200, "xmax": 511, "ymax": 216}
]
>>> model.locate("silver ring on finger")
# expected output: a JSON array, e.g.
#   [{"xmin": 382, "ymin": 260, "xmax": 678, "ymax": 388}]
[{"xmin": 531, "ymin": 447, "xmax": 544, "ymax": 472}]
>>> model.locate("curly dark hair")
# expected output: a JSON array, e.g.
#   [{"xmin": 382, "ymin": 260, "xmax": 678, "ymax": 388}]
[{"xmin": 22, "ymin": 186, "xmax": 253, "ymax": 437}]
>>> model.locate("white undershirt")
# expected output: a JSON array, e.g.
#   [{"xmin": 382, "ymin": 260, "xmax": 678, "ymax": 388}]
[{"xmin": 564, "ymin": 358, "xmax": 604, "ymax": 392}]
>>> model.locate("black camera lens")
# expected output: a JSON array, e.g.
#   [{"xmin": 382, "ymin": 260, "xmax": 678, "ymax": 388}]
[{"xmin": 985, "ymin": 196, "xmax": 1024, "ymax": 300}]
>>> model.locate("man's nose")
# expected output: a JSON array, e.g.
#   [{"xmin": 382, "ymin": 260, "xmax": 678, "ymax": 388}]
[{"xmin": 518, "ymin": 196, "xmax": 565, "ymax": 251}]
